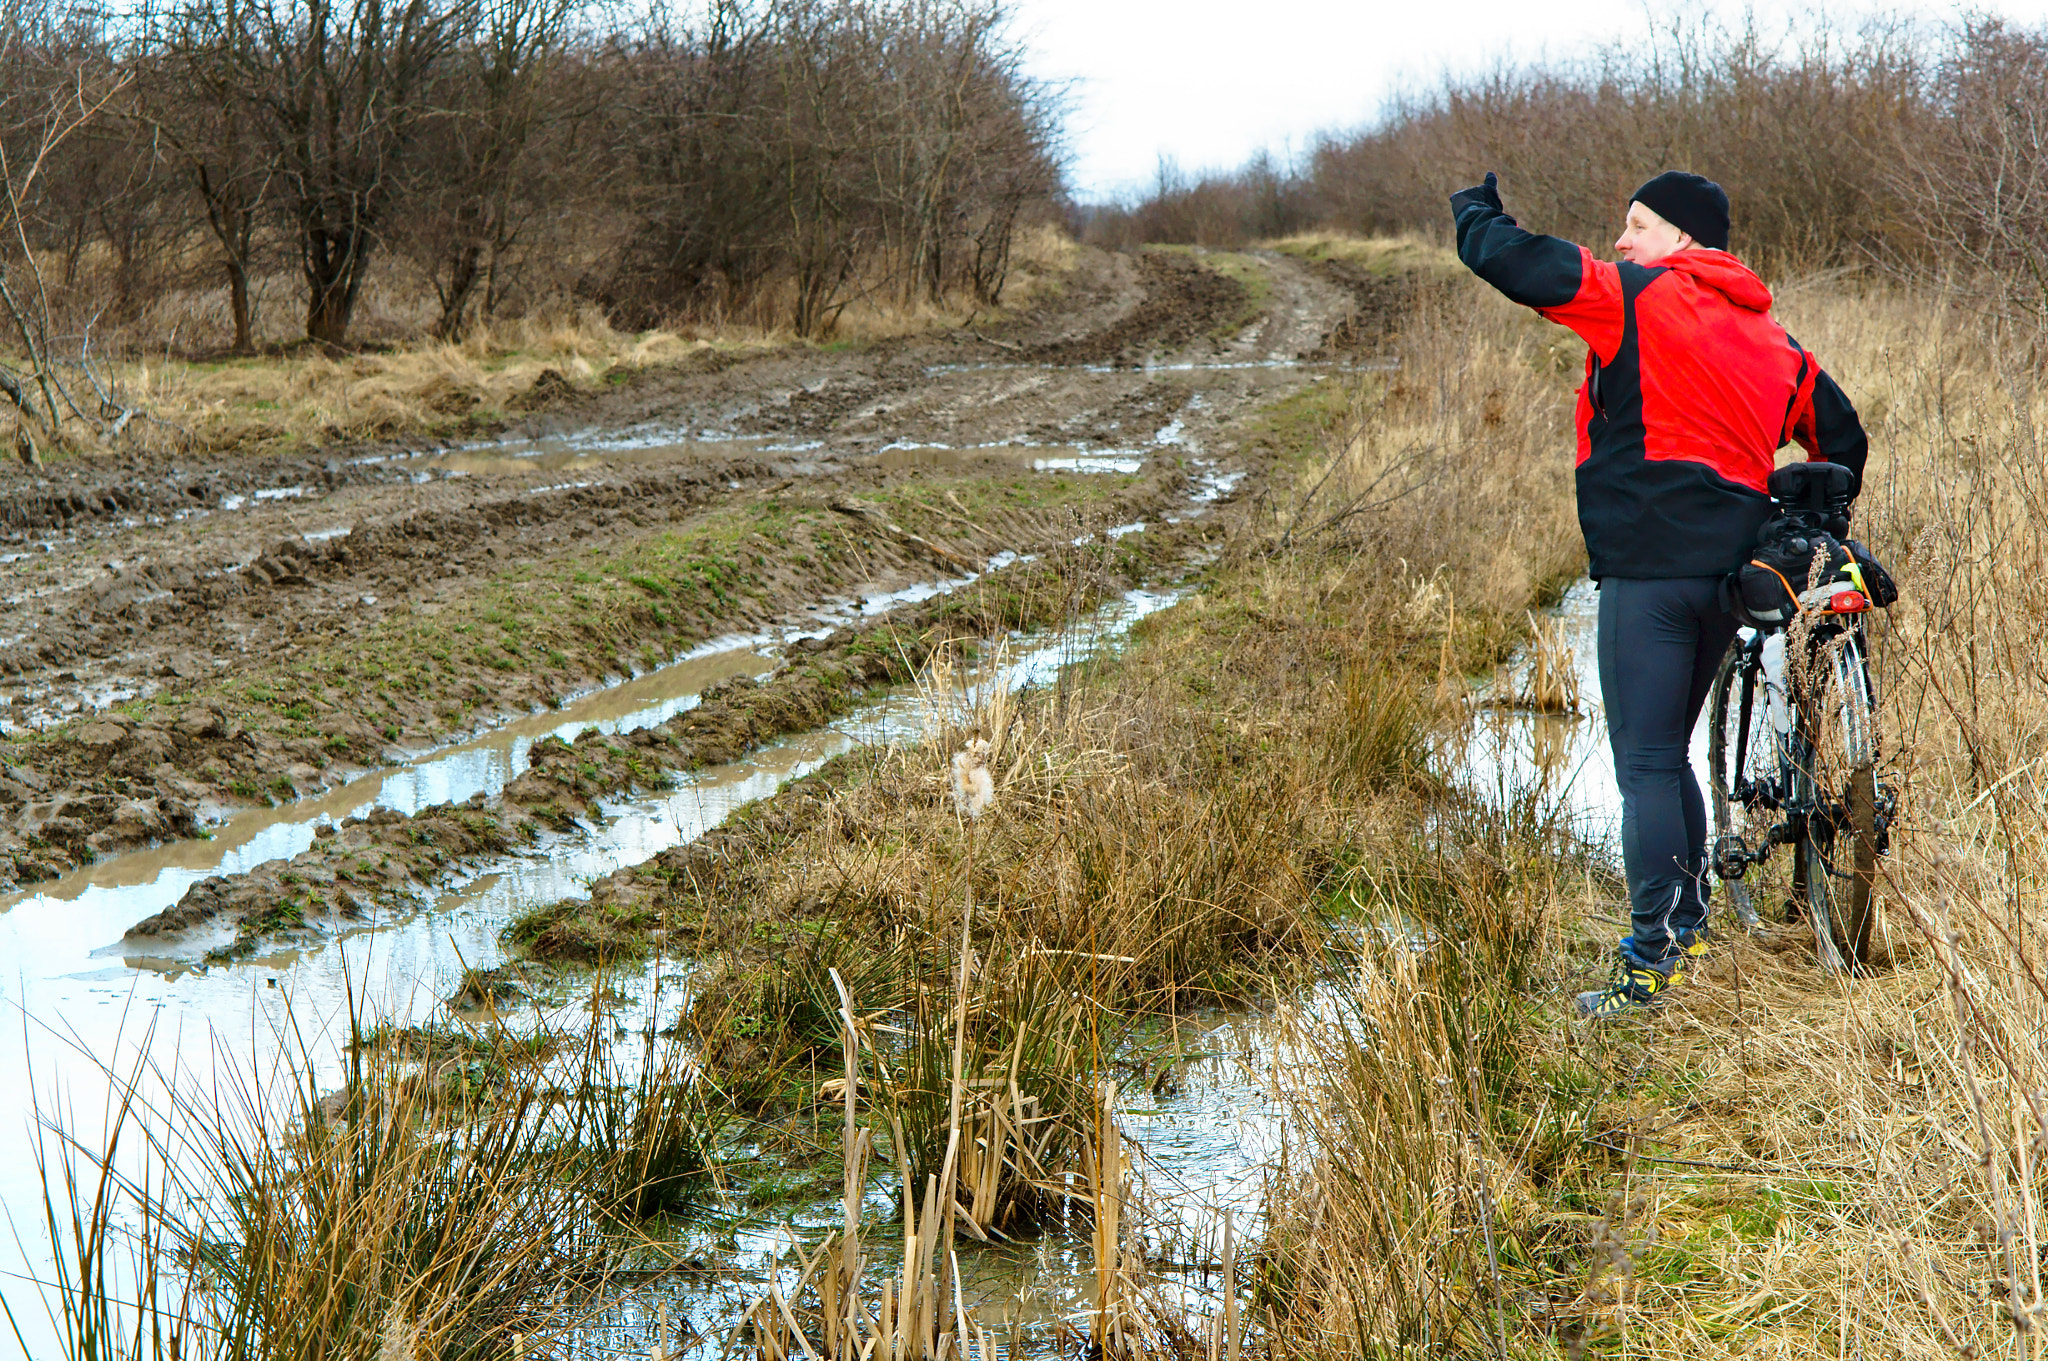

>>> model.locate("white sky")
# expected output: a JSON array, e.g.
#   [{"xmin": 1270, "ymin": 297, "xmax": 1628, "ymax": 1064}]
[{"xmin": 1016, "ymin": 0, "xmax": 2048, "ymax": 201}]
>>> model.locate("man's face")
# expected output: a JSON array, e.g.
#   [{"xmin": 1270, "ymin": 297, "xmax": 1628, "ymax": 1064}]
[{"xmin": 1615, "ymin": 201, "xmax": 1693, "ymax": 264}]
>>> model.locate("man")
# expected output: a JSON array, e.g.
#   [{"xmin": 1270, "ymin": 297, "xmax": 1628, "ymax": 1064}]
[{"xmin": 1447, "ymin": 170, "xmax": 1869, "ymax": 1018}]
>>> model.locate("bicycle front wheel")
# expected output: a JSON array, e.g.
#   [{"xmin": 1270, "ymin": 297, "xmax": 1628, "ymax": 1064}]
[
  {"xmin": 1706, "ymin": 634, "xmax": 1770, "ymax": 927},
  {"xmin": 1706, "ymin": 636, "xmax": 1767, "ymax": 841}
]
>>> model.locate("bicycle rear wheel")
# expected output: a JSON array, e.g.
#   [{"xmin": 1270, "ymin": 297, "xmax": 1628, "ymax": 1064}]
[{"xmin": 1793, "ymin": 629, "xmax": 1881, "ymax": 971}]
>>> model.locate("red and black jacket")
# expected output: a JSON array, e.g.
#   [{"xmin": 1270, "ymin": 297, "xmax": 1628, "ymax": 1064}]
[{"xmin": 1453, "ymin": 201, "xmax": 1868, "ymax": 580}]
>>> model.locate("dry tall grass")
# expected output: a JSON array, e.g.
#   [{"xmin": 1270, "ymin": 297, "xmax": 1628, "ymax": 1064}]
[
  {"xmin": 17, "ymin": 224, "xmax": 1077, "ymax": 460},
  {"xmin": 25, "ymin": 236, "xmax": 2048, "ymax": 1359}
]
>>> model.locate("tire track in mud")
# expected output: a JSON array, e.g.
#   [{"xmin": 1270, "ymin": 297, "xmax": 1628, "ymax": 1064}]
[
  {"xmin": 0, "ymin": 464, "xmax": 1184, "ymax": 888},
  {"xmin": 121, "ymin": 528, "xmax": 1201, "ymax": 958},
  {"xmin": 1022, "ymin": 252, "xmax": 1250, "ymax": 366},
  {"xmin": 0, "ymin": 245, "xmax": 1360, "ymax": 895}
]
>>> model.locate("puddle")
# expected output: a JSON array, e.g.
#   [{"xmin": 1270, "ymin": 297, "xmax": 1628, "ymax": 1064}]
[
  {"xmin": 1445, "ymin": 576, "xmax": 1710, "ymax": 846},
  {"xmin": 605, "ymin": 993, "xmax": 1282, "ymax": 1352},
  {"xmin": 410, "ymin": 431, "xmax": 773, "ymax": 479},
  {"xmin": 380, "ymin": 428, "xmax": 1169, "ymax": 487},
  {"xmin": 220, "ymin": 486, "xmax": 308, "ymax": 512},
  {"xmin": 919, "ymin": 358, "xmax": 1361, "ymax": 377},
  {"xmin": 866, "ymin": 441, "xmax": 1150, "ymax": 477},
  {"xmin": 0, "ymin": 642, "xmax": 776, "ymax": 942},
  {"xmin": 0, "ymin": 420, "xmax": 1247, "ymax": 1345},
  {"xmin": 1033, "ymin": 454, "xmax": 1143, "ymax": 474},
  {"xmin": 0, "ymin": 579, "xmax": 1188, "ymax": 1354}
]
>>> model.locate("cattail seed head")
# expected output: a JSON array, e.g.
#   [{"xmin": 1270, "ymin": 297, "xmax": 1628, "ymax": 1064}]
[{"xmin": 950, "ymin": 738, "xmax": 995, "ymax": 819}]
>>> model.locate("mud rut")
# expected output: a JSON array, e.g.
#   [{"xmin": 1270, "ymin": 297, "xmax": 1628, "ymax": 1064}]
[
  {"xmin": 0, "ymin": 246, "xmax": 1410, "ymax": 1354},
  {"xmin": 0, "ymin": 248, "xmax": 1365, "ymax": 930}
]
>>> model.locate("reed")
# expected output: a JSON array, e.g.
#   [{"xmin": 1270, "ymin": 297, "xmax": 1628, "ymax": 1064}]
[{"xmin": 0, "ymin": 988, "xmax": 746, "ymax": 1358}]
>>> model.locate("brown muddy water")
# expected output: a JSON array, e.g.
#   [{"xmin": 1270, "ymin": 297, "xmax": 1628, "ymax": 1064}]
[
  {"xmin": 0, "ymin": 565, "xmax": 1186, "ymax": 1353},
  {"xmin": 0, "ymin": 565, "xmax": 1650, "ymax": 1356}
]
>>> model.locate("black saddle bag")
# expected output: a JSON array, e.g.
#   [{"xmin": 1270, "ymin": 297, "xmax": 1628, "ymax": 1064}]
[
  {"xmin": 1844, "ymin": 538, "xmax": 1899, "ymax": 607},
  {"xmin": 1726, "ymin": 513, "xmax": 1851, "ymax": 627},
  {"xmin": 1723, "ymin": 518, "xmax": 1900, "ymax": 628}
]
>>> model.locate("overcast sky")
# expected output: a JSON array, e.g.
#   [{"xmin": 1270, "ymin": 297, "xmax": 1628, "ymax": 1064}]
[{"xmin": 1017, "ymin": 0, "xmax": 2043, "ymax": 202}]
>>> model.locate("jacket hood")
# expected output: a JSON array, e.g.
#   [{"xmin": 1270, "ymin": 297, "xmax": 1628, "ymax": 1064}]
[{"xmin": 1661, "ymin": 249, "xmax": 1773, "ymax": 312}]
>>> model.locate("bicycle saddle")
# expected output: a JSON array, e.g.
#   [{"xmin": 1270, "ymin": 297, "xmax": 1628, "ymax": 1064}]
[{"xmin": 1767, "ymin": 461, "xmax": 1855, "ymax": 523}]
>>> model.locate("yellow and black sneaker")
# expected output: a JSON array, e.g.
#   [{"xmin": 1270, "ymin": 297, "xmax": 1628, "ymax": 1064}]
[{"xmin": 1575, "ymin": 957, "xmax": 1682, "ymax": 1019}]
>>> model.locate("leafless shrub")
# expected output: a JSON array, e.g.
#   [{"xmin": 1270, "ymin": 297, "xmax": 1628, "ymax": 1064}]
[
  {"xmin": 596, "ymin": 0, "xmax": 1060, "ymax": 336},
  {"xmin": 1890, "ymin": 18, "xmax": 2048, "ymax": 355},
  {"xmin": 1084, "ymin": 151, "xmax": 1312, "ymax": 250},
  {"xmin": 1099, "ymin": 12, "xmax": 2048, "ymax": 288},
  {"xmin": 0, "ymin": 1, "xmax": 147, "ymax": 447},
  {"xmin": 153, "ymin": 0, "xmax": 473, "ymax": 347},
  {"xmin": 0, "ymin": 0, "xmax": 1062, "ymax": 357}
]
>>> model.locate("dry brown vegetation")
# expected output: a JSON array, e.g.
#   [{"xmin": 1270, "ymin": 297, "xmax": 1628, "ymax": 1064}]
[
  {"xmin": 576, "ymin": 247, "xmax": 2048, "ymax": 1357},
  {"xmin": 84, "ymin": 222, "xmax": 1072, "ymax": 456},
  {"xmin": 19, "ymin": 225, "xmax": 2048, "ymax": 1358},
  {"xmin": 13, "ymin": 7, "xmax": 2048, "ymax": 1327},
  {"xmin": 1087, "ymin": 11, "xmax": 2048, "ymax": 317},
  {"xmin": 1067, "ymin": 57, "xmax": 2048, "ymax": 1355},
  {"xmin": 0, "ymin": 0, "xmax": 1064, "ymax": 459},
  {"xmin": 1236, "ymin": 252, "xmax": 2048, "ymax": 1355}
]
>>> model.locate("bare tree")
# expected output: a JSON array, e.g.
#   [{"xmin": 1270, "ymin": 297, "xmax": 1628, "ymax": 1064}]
[
  {"xmin": 396, "ymin": 0, "xmax": 582, "ymax": 338},
  {"xmin": 138, "ymin": 20, "xmax": 274, "ymax": 353},
  {"xmin": 0, "ymin": 1, "xmax": 132, "ymax": 444},
  {"xmin": 1899, "ymin": 19, "xmax": 2048, "ymax": 346},
  {"xmin": 168, "ymin": 0, "xmax": 471, "ymax": 346},
  {"xmin": 601, "ymin": 0, "xmax": 1058, "ymax": 335},
  {"xmin": 598, "ymin": 0, "xmax": 781, "ymax": 327}
]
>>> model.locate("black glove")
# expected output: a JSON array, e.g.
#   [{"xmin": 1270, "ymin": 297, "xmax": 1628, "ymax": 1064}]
[{"xmin": 1449, "ymin": 171, "xmax": 1502, "ymax": 218}]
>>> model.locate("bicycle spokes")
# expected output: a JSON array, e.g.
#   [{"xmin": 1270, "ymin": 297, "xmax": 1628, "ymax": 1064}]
[{"xmin": 1706, "ymin": 620, "xmax": 1890, "ymax": 972}]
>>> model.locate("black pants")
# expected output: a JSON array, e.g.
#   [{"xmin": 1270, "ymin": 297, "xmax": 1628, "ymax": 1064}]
[{"xmin": 1596, "ymin": 576, "xmax": 1739, "ymax": 968}]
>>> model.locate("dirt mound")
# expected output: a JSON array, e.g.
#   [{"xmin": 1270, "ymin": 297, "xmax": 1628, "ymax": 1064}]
[
  {"xmin": 1306, "ymin": 260, "xmax": 1421, "ymax": 362},
  {"xmin": 510, "ymin": 368, "xmax": 575, "ymax": 411},
  {"xmin": 1027, "ymin": 252, "xmax": 1247, "ymax": 366}
]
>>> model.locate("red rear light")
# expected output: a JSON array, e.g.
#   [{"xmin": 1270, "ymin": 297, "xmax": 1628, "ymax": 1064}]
[{"xmin": 1830, "ymin": 589, "xmax": 1869, "ymax": 613}]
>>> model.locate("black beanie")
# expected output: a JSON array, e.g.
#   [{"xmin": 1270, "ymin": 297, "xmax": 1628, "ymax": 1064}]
[{"xmin": 1630, "ymin": 171, "xmax": 1730, "ymax": 251}]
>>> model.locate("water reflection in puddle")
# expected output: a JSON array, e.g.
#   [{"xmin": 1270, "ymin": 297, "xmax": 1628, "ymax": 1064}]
[
  {"xmin": 413, "ymin": 431, "xmax": 770, "ymax": 478},
  {"xmin": 1442, "ymin": 577, "xmax": 1708, "ymax": 848},
  {"xmin": 0, "ymin": 643, "xmax": 775, "ymax": 951},
  {"xmin": 0, "ymin": 582, "xmax": 1186, "ymax": 1355}
]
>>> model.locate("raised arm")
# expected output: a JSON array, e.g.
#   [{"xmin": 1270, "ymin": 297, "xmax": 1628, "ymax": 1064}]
[
  {"xmin": 1788, "ymin": 366, "xmax": 1870, "ymax": 493},
  {"xmin": 1450, "ymin": 173, "xmax": 1628, "ymax": 364}
]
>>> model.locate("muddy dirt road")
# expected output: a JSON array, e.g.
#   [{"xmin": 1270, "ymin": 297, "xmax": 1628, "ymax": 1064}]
[{"xmin": 0, "ymin": 246, "xmax": 1364, "ymax": 901}]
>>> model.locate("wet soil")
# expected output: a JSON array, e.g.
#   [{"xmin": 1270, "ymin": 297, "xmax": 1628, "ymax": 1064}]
[
  {"xmin": 128, "ymin": 533, "xmax": 1191, "ymax": 958},
  {"xmin": 0, "ymin": 245, "xmax": 1356, "ymax": 893},
  {"xmin": 1304, "ymin": 257, "xmax": 1425, "ymax": 363}
]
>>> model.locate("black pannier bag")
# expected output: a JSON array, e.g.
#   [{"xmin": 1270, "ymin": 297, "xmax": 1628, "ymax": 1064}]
[{"xmin": 1844, "ymin": 539, "xmax": 1899, "ymax": 607}]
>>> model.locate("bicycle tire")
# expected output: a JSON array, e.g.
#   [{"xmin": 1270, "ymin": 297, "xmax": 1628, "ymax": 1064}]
[
  {"xmin": 1706, "ymin": 641, "xmax": 1755, "ymax": 841},
  {"xmin": 1706, "ymin": 637, "xmax": 1768, "ymax": 927},
  {"xmin": 1794, "ymin": 631, "xmax": 1881, "ymax": 971}
]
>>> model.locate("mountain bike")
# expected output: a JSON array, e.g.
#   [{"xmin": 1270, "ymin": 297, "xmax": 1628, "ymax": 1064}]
[{"xmin": 1705, "ymin": 464, "xmax": 1896, "ymax": 973}]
